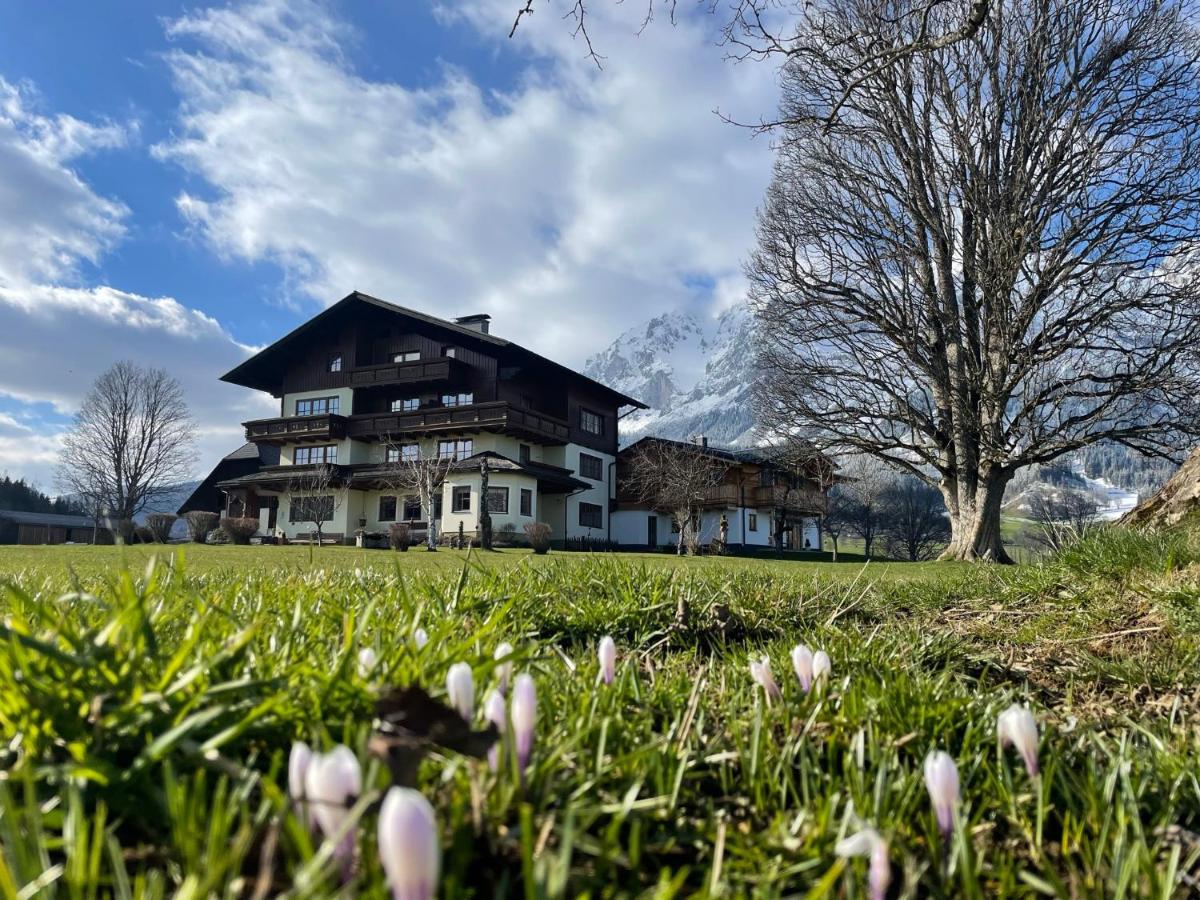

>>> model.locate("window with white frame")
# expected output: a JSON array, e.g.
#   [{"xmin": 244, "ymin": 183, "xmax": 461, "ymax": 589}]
[
  {"xmin": 392, "ymin": 350, "xmax": 421, "ymax": 363},
  {"xmin": 441, "ymin": 392, "xmax": 474, "ymax": 407},
  {"xmin": 327, "ymin": 354, "xmax": 342, "ymax": 372},
  {"xmin": 386, "ymin": 443, "xmax": 419, "ymax": 463},
  {"xmin": 391, "ymin": 397, "xmax": 419, "ymax": 413},
  {"xmin": 451, "ymin": 486, "xmax": 471, "ymax": 513}
]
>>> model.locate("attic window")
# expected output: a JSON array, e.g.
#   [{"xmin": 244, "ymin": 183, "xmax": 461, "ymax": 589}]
[{"xmin": 327, "ymin": 354, "xmax": 343, "ymax": 373}]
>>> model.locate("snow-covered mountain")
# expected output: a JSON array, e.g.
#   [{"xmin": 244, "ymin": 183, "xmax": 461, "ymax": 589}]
[{"xmin": 584, "ymin": 304, "xmax": 758, "ymax": 446}]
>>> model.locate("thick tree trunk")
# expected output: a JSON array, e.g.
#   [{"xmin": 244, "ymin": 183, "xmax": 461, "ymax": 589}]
[{"xmin": 939, "ymin": 472, "xmax": 1012, "ymax": 563}]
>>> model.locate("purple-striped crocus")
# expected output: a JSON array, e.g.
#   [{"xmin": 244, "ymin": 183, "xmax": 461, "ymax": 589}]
[
  {"xmin": 378, "ymin": 787, "xmax": 440, "ymax": 900},
  {"xmin": 997, "ymin": 703, "xmax": 1039, "ymax": 778},
  {"xmin": 494, "ymin": 642, "xmax": 514, "ymax": 694},
  {"xmin": 749, "ymin": 656, "xmax": 783, "ymax": 706},
  {"xmin": 511, "ymin": 673, "xmax": 537, "ymax": 773},
  {"xmin": 835, "ymin": 828, "xmax": 891, "ymax": 900},
  {"xmin": 446, "ymin": 662, "xmax": 474, "ymax": 722},
  {"xmin": 923, "ymin": 750, "xmax": 960, "ymax": 839},
  {"xmin": 484, "ymin": 688, "xmax": 506, "ymax": 771},
  {"xmin": 791, "ymin": 644, "xmax": 814, "ymax": 692},
  {"xmin": 304, "ymin": 745, "xmax": 362, "ymax": 875},
  {"xmin": 598, "ymin": 636, "xmax": 617, "ymax": 685}
]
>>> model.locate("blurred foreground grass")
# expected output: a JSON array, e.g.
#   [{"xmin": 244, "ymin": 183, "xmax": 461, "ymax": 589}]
[{"xmin": 0, "ymin": 529, "xmax": 1198, "ymax": 896}]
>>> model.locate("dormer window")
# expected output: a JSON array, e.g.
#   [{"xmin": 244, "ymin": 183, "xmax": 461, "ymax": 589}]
[
  {"xmin": 442, "ymin": 346, "xmax": 457, "ymax": 358},
  {"xmin": 327, "ymin": 354, "xmax": 343, "ymax": 373}
]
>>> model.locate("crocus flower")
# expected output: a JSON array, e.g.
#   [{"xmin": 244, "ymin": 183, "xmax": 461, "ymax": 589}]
[
  {"xmin": 357, "ymin": 646, "xmax": 377, "ymax": 678},
  {"xmin": 749, "ymin": 656, "xmax": 783, "ymax": 705},
  {"xmin": 413, "ymin": 628, "xmax": 428, "ymax": 650},
  {"xmin": 494, "ymin": 642, "xmax": 514, "ymax": 694},
  {"xmin": 304, "ymin": 745, "xmax": 362, "ymax": 874},
  {"xmin": 378, "ymin": 787, "xmax": 440, "ymax": 900},
  {"xmin": 288, "ymin": 741, "xmax": 312, "ymax": 816},
  {"xmin": 997, "ymin": 703, "xmax": 1039, "ymax": 778},
  {"xmin": 835, "ymin": 828, "xmax": 891, "ymax": 900},
  {"xmin": 923, "ymin": 750, "xmax": 960, "ymax": 839},
  {"xmin": 598, "ymin": 636, "xmax": 617, "ymax": 685},
  {"xmin": 446, "ymin": 663, "xmax": 474, "ymax": 722},
  {"xmin": 791, "ymin": 644, "xmax": 814, "ymax": 692},
  {"xmin": 484, "ymin": 688, "xmax": 506, "ymax": 771},
  {"xmin": 511, "ymin": 673, "xmax": 537, "ymax": 773},
  {"xmin": 812, "ymin": 650, "xmax": 832, "ymax": 684}
]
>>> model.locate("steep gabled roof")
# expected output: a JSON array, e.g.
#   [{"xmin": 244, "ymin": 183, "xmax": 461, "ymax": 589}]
[{"xmin": 221, "ymin": 291, "xmax": 647, "ymax": 409}]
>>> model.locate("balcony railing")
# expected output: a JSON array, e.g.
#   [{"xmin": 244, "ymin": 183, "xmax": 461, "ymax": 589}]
[
  {"xmin": 348, "ymin": 401, "xmax": 570, "ymax": 443},
  {"xmin": 347, "ymin": 357, "xmax": 466, "ymax": 389},
  {"xmin": 244, "ymin": 414, "xmax": 348, "ymax": 443},
  {"xmin": 755, "ymin": 484, "xmax": 827, "ymax": 513}
]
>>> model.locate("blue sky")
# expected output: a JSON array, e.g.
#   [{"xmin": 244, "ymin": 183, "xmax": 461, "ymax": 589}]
[{"xmin": 0, "ymin": 0, "xmax": 777, "ymax": 490}]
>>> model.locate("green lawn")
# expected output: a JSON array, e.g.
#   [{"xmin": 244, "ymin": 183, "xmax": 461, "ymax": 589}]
[{"xmin": 0, "ymin": 531, "xmax": 1197, "ymax": 896}]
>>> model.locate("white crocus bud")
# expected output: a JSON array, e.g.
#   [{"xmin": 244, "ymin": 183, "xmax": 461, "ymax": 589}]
[
  {"xmin": 511, "ymin": 673, "xmax": 537, "ymax": 773},
  {"xmin": 923, "ymin": 750, "xmax": 961, "ymax": 839},
  {"xmin": 811, "ymin": 650, "xmax": 832, "ymax": 684},
  {"xmin": 304, "ymin": 745, "xmax": 362, "ymax": 874},
  {"xmin": 791, "ymin": 644, "xmax": 814, "ymax": 692},
  {"xmin": 598, "ymin": 636, "xmax": 617, "ymax": 686},
  {"xmin": 997, "ymin": 703, "xmax": 1040, "ymax": 778},
  {"xmin": 288, "ymin": 741, "xmax": 312, "ymax": 815},
  {"xmin": 749, "ymin": 656, "xmax": 783, "ymax": 706},
  {"xmin": 484, "ymin": 688, "xmax": 507, "ymax": 771},
  {"xmin": 494, "ymin": 642, "xmax": 514, "ymax": 694},
  {"xmin": 446, "ymin": 663, "xmax": 475, "ymax": 722},
  {"xmin": 378, "ymin": 787, "xmax": 440, "ymax": 900},
  {"xmin": 357, "ymin": 646, "xmax": 377, "ymax": 678},
  {"xmin": 413, "ymin": 628, "xmax": 428, "ymax": 650},
  {"xmin": 835, "ymin": 828, "xmax": 891, "ymax": 900}
]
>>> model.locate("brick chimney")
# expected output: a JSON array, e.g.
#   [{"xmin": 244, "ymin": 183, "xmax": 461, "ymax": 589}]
[{"xmin": 454, "ymin": 314, "xmax": 491, "ymax": 334}]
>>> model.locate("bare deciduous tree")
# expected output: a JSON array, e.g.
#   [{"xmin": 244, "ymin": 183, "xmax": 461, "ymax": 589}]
[
  {"xmin": 624, "ymin": 438, "xmax": 727, "ymax": 555},
  {"xmin": 836, "ymin": 457, "xmax": 892, "ymax": 559},
  {"xmin": 881, "ymin": 476, "xmax": 951, "ymax": 561},
  {"xmin": 379, "ymin": 442, "xmax": 454, "ymax": 551},
  {"xmin": 509, "ymin": 0, "xmax": 990, "ymax": 122},
  {"xmin": 57, "ymin": 361, "xmax": 194, "ymax": 526},
  {"xmin": 287, "ymin": 464, "xmax": 344, "ymax": 547},
  {"xmin": 751, "ymin": 0, "xmax": 1200, "ymax": 562},
  {"xmin": 1028, "ymin": 489, "xmax": 1101, "ymax": 552}
]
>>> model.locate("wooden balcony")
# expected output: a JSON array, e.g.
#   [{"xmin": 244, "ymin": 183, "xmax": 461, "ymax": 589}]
[
  {"xmin": 347, "ymin": 401, "xmax": 570, "ymax": 444},
  {"xmin": 244, "ymin": 414, "xmax": 348, "ymax": 444},
  {"xmin": 348, "ymin": 357, "xmax": 466, "ymax": 389},
  {"xmin": 755, "ymin": 484, "xmax": 827, "ymax": 513}
]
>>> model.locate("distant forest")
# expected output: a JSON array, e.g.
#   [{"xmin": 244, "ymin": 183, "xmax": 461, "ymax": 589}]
[
  {"xmin": 0, "ymin": 476, "xmax": 85, "ymax": 515},
  {"xmin": 1008, "ymin": 443, "xmax": 1179, "ymax": 501}
]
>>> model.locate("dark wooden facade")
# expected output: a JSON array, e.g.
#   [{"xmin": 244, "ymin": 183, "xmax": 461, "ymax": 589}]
[{"xmin": 223, "ymin": 292, "xmax": 643, "ymax": 456}]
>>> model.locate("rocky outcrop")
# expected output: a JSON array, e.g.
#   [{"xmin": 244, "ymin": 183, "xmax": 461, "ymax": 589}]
[{"xmin": 1120, "ymin": 446, "xmax": 1200, "ymax": 527}]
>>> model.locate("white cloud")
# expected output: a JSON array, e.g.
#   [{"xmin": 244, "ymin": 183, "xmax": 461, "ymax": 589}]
[
  {"xmin": 154, "ymin": 0, "xmax": 778, "ymax": 364},
  {"xmin": 0, "ymin": 283, "xmax": 272, "ymax": 490},
  {"xmin": 0, "ymin": 78, "xmax": 131, "ymax": 285}
]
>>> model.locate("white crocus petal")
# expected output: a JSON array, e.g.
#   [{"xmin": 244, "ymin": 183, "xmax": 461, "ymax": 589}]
[
  {"xmin": 484, "ymin": 688, "xmax": 507, "ymax": 771},
  {"xmin": 598, "ymin": 635, "xmax": 617, "ymax": 686},
  {"xmin": 494, "ymin": 642, "xmax": 514, "ymax": 694},
  {"xmin": 413, "ymin": 628, "xmax": 428, "ymax": 650},
  {"xmin": 791, "ymin": 644, "xmax": 814, "ymax": 692},
  {"xmin": 835, "ymin": 828, "xmax": 890, "ymax": 900},
  {"xmin": 812, "ymin": 650, "xmax": 832, "ymax": 683},
  {"xmin": 511, "ymin": 673, "xmax": 537, "ymax": 772},
  {"xmin": 357, "ymin": 646, "xmax": 377, "ymax": 678},
  {"xmin": 923, "ymin": 751, "xmax": 961, "ymax": 838},
  {"xmin": 378, "ymin": 787, "xmax": 440, "ymax": 900},
  {"xmin": 997, "ymin": 703, "xmax": 1040, "ymax": 778},
  {"xmin": 288, "ymin": 741, "xmax": 312, "ymax": 804},
  {"xmin": 305, "ymin": 745, "xmax": 362, "ymax": 870},
  {"xmin": 446, "ymin": 663, "xmax": 475, "ymax": 722},
  {"xmin": 749, "ymin": 656, "xmax": 782, "ymax": 705}
]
